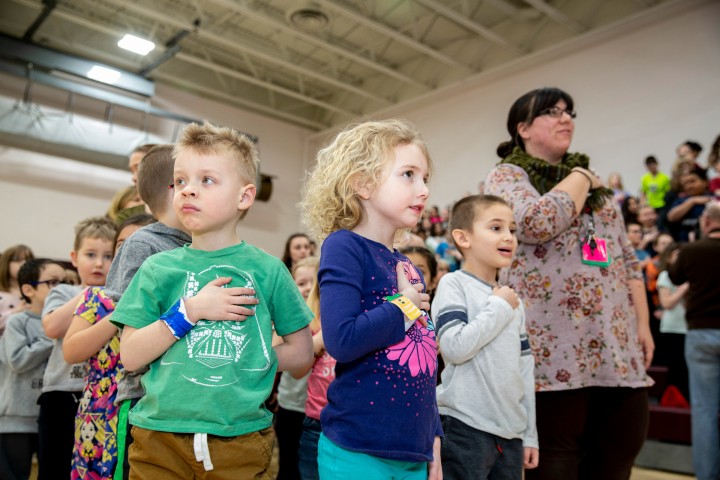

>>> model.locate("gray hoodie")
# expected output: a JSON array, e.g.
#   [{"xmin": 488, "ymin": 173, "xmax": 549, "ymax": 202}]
[
  {"xmin": 41, "ymin": 284, "xmax": 85, "ymax": 393},
  {"xmin": 0, "ymin": 310, "xmax": 53, "ymax": 433},
  {"xmin": 105, "ymin": 222, "xmax": 190, "ymax": 403}
]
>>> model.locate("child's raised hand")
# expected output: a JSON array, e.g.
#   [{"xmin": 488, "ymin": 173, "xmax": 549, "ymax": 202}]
[
  {"xmin": 492, "ymin": 285, "xmax": 520, "ymax": 309},
  {"xmin": 184, "ymin": 277, "xmax": 259, "ymax": 323},
  {"xmin": 396, "ymin": 262, "xmax": 430, "ymax": 327}
]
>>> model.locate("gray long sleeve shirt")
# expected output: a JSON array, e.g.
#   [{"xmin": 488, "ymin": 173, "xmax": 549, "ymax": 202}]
[
  {"xmin": 433, "ymin": 270, "xmax": 538, "ymax": 449},
  {"xmin": 0, "ymin": 310, "xmax": 53, "ymax": 432},
  {"xmin": 105, "ymin": 222, "xmax": 190, "ymax": 403}
]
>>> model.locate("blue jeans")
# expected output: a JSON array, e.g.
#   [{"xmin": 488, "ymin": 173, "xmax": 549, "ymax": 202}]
[
  {"xmin": 685, "ymin": 329, "xmax": 720, "ymax": 480},
  {"xmin": 299, "ymin": 416, "xmax": 321, "ymax": 480},
  {"xmin": 440, "ymin": 415, "xmax": 523, "ymax": 480}
]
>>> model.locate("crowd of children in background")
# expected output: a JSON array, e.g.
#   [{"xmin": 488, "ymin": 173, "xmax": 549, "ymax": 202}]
[{"xmin": 0, "ymin": 117, "xmax": 718, "ymax": 480}]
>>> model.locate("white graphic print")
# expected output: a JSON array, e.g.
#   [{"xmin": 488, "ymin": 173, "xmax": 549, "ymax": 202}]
[{"xmin": 160, "ymin": 264, "xmax": 271, "ymax": 387}]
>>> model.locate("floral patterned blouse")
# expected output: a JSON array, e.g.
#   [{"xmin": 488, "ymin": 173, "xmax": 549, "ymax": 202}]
[{"xmin": 485, "ymin": 163, "xmax": 653, "ymax": 391}]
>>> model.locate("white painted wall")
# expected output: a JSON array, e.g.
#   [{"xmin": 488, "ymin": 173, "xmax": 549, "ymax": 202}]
[
  {"xmin": 0, "ymin": 78, "xmax": 312, "ymax": 260},
  {"xmin": 310, "ymin": 0, "xmax": 720, "ymax": 211}
]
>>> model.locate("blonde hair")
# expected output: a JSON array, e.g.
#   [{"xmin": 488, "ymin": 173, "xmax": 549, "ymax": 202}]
[
  {"xmin": 107, "ymin": 186, "xmax": 142, "ymax": 222},
  {"xmin": 300, "ymin": 119, "xmax": 432, "ymax": 240},
  {"xmin": 174, "ymin": 122, "xmax": 259, "ymax": 220},
  {"xmin": 292, "ymin": 256, "xmax": 321, "ymax": 332},
  {"xmin": 74, "ymin": 216, "xmax": 117, "ymax": 251}
]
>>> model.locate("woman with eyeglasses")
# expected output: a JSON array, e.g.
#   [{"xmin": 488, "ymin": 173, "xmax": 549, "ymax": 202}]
[{"xmin": 484, "ymin": 87, "xmax": 654, "ymax": 480}]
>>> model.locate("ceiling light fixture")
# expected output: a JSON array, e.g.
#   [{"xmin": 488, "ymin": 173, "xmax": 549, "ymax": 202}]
[
  {"xmin": 87, "ymin": 65, "xmax": 121, "ymax": 85},
  {"xmin": 118, "ymin": 34, "xmax": 156, "ymax": 55}
]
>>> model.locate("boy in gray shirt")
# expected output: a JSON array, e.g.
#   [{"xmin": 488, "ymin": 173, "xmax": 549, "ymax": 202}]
[
  {"xmin": 433, "ymin": 195, "xmax": 538, "ymax": 480},
  {"xmin": 0, "ymin": 259, "xmax": 66, "ymax": 479}
]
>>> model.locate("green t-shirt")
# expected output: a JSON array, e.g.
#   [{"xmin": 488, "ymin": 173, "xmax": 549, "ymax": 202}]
[
  {"xmin": 112, "ymin": 242, "xmax": 312, "ymax": 436},
  {"xmin": 641, "ymin": 172, "xmax": 671, "ymax": 208}
]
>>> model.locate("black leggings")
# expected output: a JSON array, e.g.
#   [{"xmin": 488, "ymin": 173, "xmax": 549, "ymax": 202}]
[
  {"xmin": 274, "ymin": 406, "xmax": 306, "ymax": 480},
  {"xmin": 36, "ymin": 391, "xmax": 80, "ymax": 480},
  {"xmin": 0, "ymin": 433, "xmax": 37, "ymax": 480},
  {"xmin": 525, "ymin": 387, "xmax": 649, "ymax": 480}
]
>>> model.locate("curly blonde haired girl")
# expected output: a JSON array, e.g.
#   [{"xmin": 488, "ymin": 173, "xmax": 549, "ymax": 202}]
[
  {"xmin": 299, "ymin": 119, "xmax": 443, "ymax": 479},
  {"xmin": 300, "ymin": 119, "xmax": 433, "ymax": 240}
]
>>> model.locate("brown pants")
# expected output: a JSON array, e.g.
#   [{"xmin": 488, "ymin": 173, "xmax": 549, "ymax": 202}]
[{"xmin": 128, "ymin": 426, "xmax": 274, "ymax": 480}]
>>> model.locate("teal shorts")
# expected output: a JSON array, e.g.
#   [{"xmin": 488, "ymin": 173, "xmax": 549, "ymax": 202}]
[{"xmin": 317, "ymin": 433, "xmax": 426, "ymax": 480}]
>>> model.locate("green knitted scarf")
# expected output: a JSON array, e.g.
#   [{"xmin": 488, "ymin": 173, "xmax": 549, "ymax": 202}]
[{"xmin": 500, "ymin": 147, "xmax": 613, "ymax": 211}]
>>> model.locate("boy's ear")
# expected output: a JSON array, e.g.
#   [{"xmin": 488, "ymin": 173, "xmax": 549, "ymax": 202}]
[
  {"xmin": 70, "ymin": 250, "xmax": 78, "ymax": 268},
  {"xmin": 20, "ymin": 283, "xmax": 35, "ymax": 300},
  {"xmin": 451, "ymin": 229, "xmax": 470, "ymax": 250},
  {"xmin": 238, "ymin": 184, "xmax": 256, "ymax": 210}
]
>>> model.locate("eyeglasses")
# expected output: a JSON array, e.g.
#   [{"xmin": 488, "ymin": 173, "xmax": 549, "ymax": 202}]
[
  {"xmin": 539, "ymin": 106, "xmax": 576, "ymax": 119},
  {"xmin": 31, "ymin": 279, "xmax": 64, "ymax": 288}
]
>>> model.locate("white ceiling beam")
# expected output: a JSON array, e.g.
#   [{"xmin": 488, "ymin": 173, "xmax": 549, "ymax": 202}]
[
  {"xmin": 522, "ymin": 0, "xmax": 586, "ymax": 33},
  {"xmin": 313, "ymin": 0, "xmax": 475, "ymax": 74},
  {"xmin": 175, "ymin": 53, "xmax": 356, "ymax": 117},
  {"xmin": 103, "ymin": 0, "xmax": 392, "ymax": 105},
  {"xmin": 151, "ymin": 72, "xmax": 329, "ymax": 130},
  {"xmin": 414, "ymin": 0, "xmax": 526, "ymax": 55},
  {"xmin": 206, "ymin": 0, "xmax": 429, "ymax": 89},
  {"xmin": 10, "ymin": 0, "xmax": 357, "ymax": 119}
]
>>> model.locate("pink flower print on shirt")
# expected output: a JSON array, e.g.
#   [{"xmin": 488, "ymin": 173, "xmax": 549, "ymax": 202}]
[{"xmin": 386, "ymin": 323, "xmax": 437, "ymax": 377}]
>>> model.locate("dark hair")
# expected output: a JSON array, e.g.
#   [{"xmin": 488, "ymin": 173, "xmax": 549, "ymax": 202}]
[
  {"xmin": 644, "ymin": 155, "xmax": 658, "ymax": 166},
  {"xmin": 282, "ymin": 233, "xmax": 310, "ymax": 269},
  {"xmin": 18, "ymin": 258, "xmax": 62, "ymax": 303},
  {"xmin": 625, "ymin": 221, "xmax": 641, "ymax": 231},
  {"xmin": 496, "ymin": 87, "xmax": 574, "ymax": 158},
  {"xmin": 0, "ymin": 244, "xmax": 34, "ymax": 292},
  {"xmin": 449, "ymin": 195, "xmax": 510, "ymax": 249},
  {"xmin": 113, "ymin": 213, "xmax": 155, "ymax": 252},
  {"xmin": 684, "ymin": 164, "xmax": 708, "ymax": 181},
  {"xmin": 684, "ymin": 141, "xmax": 702, "ymax": 155},
  {"xmin": 399, "ymin": 246, "xmax": 438, "ymax": 283},
  {"xmin": 658, "ymin": 242, "xmax": 681, "ymax": 272},
  {"xmin": 621, "ymin": 196, "xmax": 639, "ymax": 225}
]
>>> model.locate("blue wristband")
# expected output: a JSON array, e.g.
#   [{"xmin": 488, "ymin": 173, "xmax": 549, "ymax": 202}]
[{"xmin": 160, "ymin": 298, "xmax": 194, "ymax": 340}]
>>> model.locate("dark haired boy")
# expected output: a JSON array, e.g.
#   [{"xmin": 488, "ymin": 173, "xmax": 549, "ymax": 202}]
[
  {"xmin": 433, "ymin": 194, "xmax": 538, "ymax": 479},
  {"xmin": 0, "ymin": 259, "xmax": 65, "ymax": 479}
]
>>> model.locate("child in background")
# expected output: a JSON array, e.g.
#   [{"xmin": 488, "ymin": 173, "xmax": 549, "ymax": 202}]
[
  {"xmin": 0, "ymin": 259, "xmax": 65, "ymax": 480},
  {"xmin": 112, "ymin": 122, "xmax": 312, "ymax": 477},
  {"xmin": 63, "ymin": 215, "xmax": 155, "ymax": 480},
  {"xmin": 39, "ymin": 217, "xmax": 116, "ymax": 480},
  {"xmin": 626, "ymin": 222, "xmax": 651, "ymax": 269},
  {"xmin": 112, "ymin": 214, "xmax": 155, "ymax": 255},
  {"xmin": 657, "ymin": 243, "xmax": 690, "ymax": 404},
  {"xmin": 400, "ymin": 246, "xmax": 438, "ymax": 298},
  {"xmin": 433, "ymin": 195, "xmax": 538, "ymax": 480},
  {"xmin": 400, "ymin": 246, "xmax": 444, "ymax": 383},
  {"xmin": 645, "ymin": 232, "xmax": 674, "ymax": 364},
  {"xmin": 300, "ymin": 119, "xmax": 441, "ymax": 479},
  {"xmin": 0, "ymin": 245, "xmax": 34, "ymax": 336},
  {"xmin": 296, "ymin": 267, "xmax": 337, "ymax": 480},
  {"xmin": 275, "ymin": 256, "xmax": 320, "ymax": 480}
]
